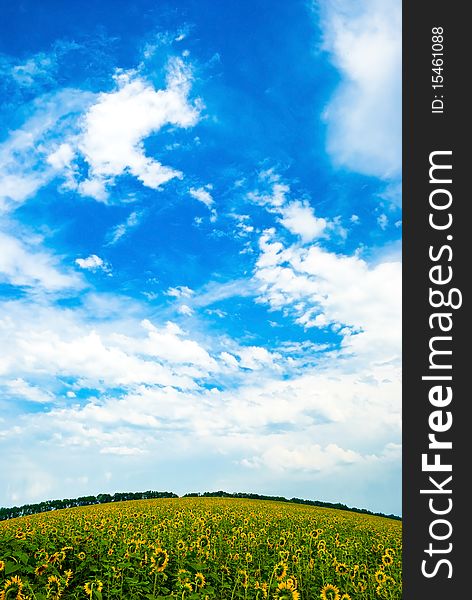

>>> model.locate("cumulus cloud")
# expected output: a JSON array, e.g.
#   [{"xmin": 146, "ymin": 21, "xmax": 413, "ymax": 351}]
[
  {"xmin": 75, "ymin": 254, "xmax": 109, "ymax": 272},
  {"xmin": 46, "ymin": 143, "xmax": 75, "ymax": 170},
  {"xmin": 77, "ymin": 59, "xmax": 201, "ymax": 200},
  {"xmin": 237, "ymin": 346, "xmax": 281, "ymax": 371},
  {"xmin": 254, "ymin": 229, "xmax": 401, "ymax": 364},
  {"xmin": 165, "ymin": 285, "xmax": 194, "ymax": 298},
  {"xmin": 0, "ymin": 275, "xmax": 401, "ymax": 512},
  {"xmin": 248, "ymin": 173, "xmax": 340, "ymax": 243},
  {"xmin": 0, "ymin": 303, "xmax": 219, "ymax": 390},
  {"xmin": 278, "ymin": 200, "xmax": 327, "ymax": 242},
  {"xmin": 320, "ymin": 0, "xmax": 401, "ymax": 181},
  {"xmin": 0, "ymin": 55, "xmax": 201, "ymax": 208}
]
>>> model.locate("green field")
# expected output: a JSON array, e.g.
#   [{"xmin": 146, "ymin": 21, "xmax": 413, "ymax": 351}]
[{"xmin": 0, "ymin": 497, "xmax": 402, "ymax": 599}]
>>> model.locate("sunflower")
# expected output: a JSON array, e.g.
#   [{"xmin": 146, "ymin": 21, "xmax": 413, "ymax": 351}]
[
  {"xmin": 64, "ymin": 570, "xmax": 73, "ymax": 587},
  {"xmin": 150, "ymin": 548, "xmax": 169, "ymax": 573},
  {"xmin": 77, "ymin": 552, "xmax": 86, "ymax": 561},
  {"xmin": 177, "ymin": 568, "xmax": 192, "ymax": 591},
  {"xmin": 356, "ymin": 580, "xmax": 367, "ymax": 593},
  {"xmin": 238, "ymin": 569, "xmax": 249, "ymax": 588},
  {"xmin": 382, "ymin": 548, "xmax": 395, "ymax": 566},
  {"xmin": 274, "ymin": 581, "xmax": 300, "ymax": 600},
  {"xmin": 195, "ymin": 573, "xmax": 205, "ymax": 589},
  {"xmin": 197, "ymin": 535, "xmax": 210, "ymax": 550},
  {"xmin": 0, "ymin": 561, "xmax": 4, "ymax": 573},
  {"xmin": 177, "ymin": 568, "xmax": 190, "ymax": 580},
  {"xmin": 375, "ymin": 570, "xmax": 387, "ymax": 584},
  {"xmin": 48, "ymin": 553, "xmax": 60, "ymax": 564},
  {"xmin": 340, "ymin": 594, "xmax": 351, "ymax": 600},
  {"xmin": 46, "ymin": 575, "xmax": 62, "ymax": 600},
  {"xmin": 279, "ymin": 550, "xmax": 289, "ymax": 562},
  {"xmin": 320, "ymin": 583, "xmax": 341, "ymax": 600},
  {"xmin": 273, "ymin": 562, "xmax": 288, "ymax": 581},
  {"xmin": 382, "ymin": 553, "xmax": 393, "ymax": 566},
  {"xmin": 375, "ymin": 575, "xmax": 396, "ymax": 598},
  {"xmin": 84, "ymin": 580, "xmax": 103, "ymax": 598},
  {"xmin": 335, "ymin": 563, "xmax": 349, "ymax": 576},
  {"xmin": 1, "ymin": 576, "xmax": 25, "ymax": 600}
]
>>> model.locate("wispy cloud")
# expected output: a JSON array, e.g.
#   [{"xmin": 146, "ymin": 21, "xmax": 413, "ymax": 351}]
[
  {"xmin": 0, "ymin": 231, "xmax": 82, "ymax": 291},
  {"xmin": 106, "ymin": 211, "xmax": 143, "ymax": 245},
  {"xmin": 248, "ymin": 171, "xmax": 344, "ymax": 243},
  {"xmin": 189, "ymin": 185, "xmax": 217, "ymax": 221}
]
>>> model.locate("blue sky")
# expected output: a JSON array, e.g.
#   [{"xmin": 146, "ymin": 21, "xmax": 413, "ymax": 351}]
[{"xmin": 0, "ymin": 0, "xmax": 401, "ymax": 514}]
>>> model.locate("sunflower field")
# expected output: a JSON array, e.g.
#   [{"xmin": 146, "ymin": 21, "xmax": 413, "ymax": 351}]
[{"xmin": 0, "ymin": 497, "xmax": 402, "ymax": 600}]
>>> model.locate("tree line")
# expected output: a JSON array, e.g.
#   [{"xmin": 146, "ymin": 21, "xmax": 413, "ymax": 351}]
[
  {"xmin": 0, "ymin": 490, "xmax": 401, "ymax": 522},
  {"xmin": 0, "ymin": 491, "xmax": 178, "ymax": 521},
  {"xmin": 182, "ymin": 491, "xmax": 401, "ymax": 521}
]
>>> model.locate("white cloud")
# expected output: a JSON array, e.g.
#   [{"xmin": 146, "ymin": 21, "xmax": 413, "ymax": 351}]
[
  {"xmin": 106, "ymin": 211, "xmax": 143, "ymax": 245},
  {"xmin": 100, "ymin": 446, "xmax": 146, "ymax": 456},
  {"xmin": 75, "ymin": 254, "xmax": 109, "ymax": 272},
  {"xmin": 0, "ymin": 88, "xmax": 94, "ymax": 212},
  {"xmin": 189, "ymin": 186, "xmax": 214, "ymax": 209},
  {"xmin": 0, "ymin": 297, "xmax": 220, "ymax": 389},
  {"xmin": 242, "ymin": 443, "xmax": 361, "ymax": 472},
  {"xmin": 254, "ymin": 230, "xmax": 401, "ymax": 365},
  {"xmin": 320, "ymin": 0, "xmax": 401, "ymax": 180},
  {"xmin": 377, "ymin": 213, "xmax": 389, "ymax": 230},
  {"xmin": 237, "ymin": 346, "xmax": 281, "ymax": 371},
  {"xmin": 178, "ymin": 304, "xmax": 194, "ymax": 316},
  {"xmin": 77, "ymin": 59, "xmax": 200, "ymax": 200},
  {"xmin": 220, "ymin": 351, "xmax": 239, "ymax": 369},
  {"xmin": 248, "ymin": 171, "xmax": 289, "ymax": 208},
  {"xmin": 248, "ymin": 174, "xmax": 340, "ymax": 244},
  {"xmin": 165, "ymin": 285, "xmax": 194, "ymax": 298},
  {"xmin": 136, "ymin": 320, "xmax": 218, "ymax": 371},
  {"xmin": 278, "ymin": 200, "xmax": 327, "ymax": 242},
  {"xmin": 4, "ymin": 378, "xmax": 53, "ymax": 404},
  {"xmin": 0, "ymin": 231, "xmax": 82, "ymax": 291},
  {"xmin": 46, "ymin": 143, "xmax": 75, "ymax": 170},
  {"xmin": 11, "ymin": 54, "xmax": 55, "ymax": 87},
  {"xmin": 189, "ymin": 185, "xmax": 217, "ymax": 221},
  {"xmin": 0, "ymin": 283, "xmax": 401, "ymax": 512}
]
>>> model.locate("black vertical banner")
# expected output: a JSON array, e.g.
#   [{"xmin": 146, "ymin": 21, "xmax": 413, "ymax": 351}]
[{"xmin": 403, "ymin": 2, "xmax": 466, "ymax": 599}]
